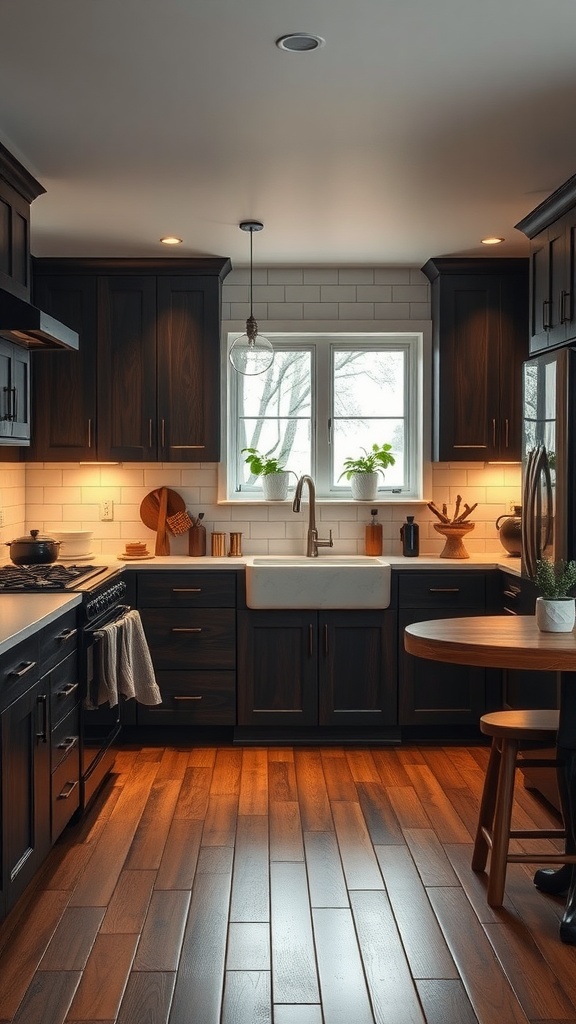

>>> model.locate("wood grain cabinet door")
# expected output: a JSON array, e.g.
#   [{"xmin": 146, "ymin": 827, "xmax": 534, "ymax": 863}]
[{"xmin": 319, "ymin": 611, "xmax": 397, "ymax": 727}]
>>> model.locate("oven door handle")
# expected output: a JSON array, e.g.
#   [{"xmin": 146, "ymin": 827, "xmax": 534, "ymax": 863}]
[{"xmin": 85, "ymin": 603, "xmax": 131, "ymax": 634}]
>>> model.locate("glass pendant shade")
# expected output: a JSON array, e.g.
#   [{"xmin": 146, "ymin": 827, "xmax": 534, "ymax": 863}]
[{"xmin": 230, "ymin": 221, "xmax": 274, "ymax": 376}]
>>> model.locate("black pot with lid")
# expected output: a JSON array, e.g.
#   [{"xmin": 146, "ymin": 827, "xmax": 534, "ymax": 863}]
[
  {"xmin": 495, "ymin": 505, "xmax": 522, "ymax": 556},
  {"xmin": 6, "ymin": 529, "xmax": 61, "ymax": 565}
]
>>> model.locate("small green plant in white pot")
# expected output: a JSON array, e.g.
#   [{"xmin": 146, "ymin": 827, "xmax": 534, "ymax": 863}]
[
  {"xmin": 241, "ymin": 447, "xmax": 292, "ymax": 500},
  {"xmin": 339, "ymin": 442, "xmax": 396, "ymax": 500},
  {"xmin": 532, "ymin": 557, "xmax": 576, "ymax": 632}
]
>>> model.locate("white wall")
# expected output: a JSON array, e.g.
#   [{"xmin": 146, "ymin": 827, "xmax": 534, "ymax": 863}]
[{"xmin": 0, "ymin": 264, "xmax": 522, "ymax": 560}]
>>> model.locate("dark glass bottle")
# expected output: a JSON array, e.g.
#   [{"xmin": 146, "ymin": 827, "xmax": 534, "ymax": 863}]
[{"xmin": 400, "ymin": 515, "xmax": 419, "ymax": 557}]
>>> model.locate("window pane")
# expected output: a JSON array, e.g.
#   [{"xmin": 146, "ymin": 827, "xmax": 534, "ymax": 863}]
[
  {"xmin": 333, "ymin": 350, "xmax": 404, "ymax": 417},
  {"xmin": 237, "ymin": 418, "xmax": 311, "ymax": 489},
  {"xmin": 239, "ymin": 350, "xmax": 312, "ymax": 418},
  {"xmin": 333, "ymin": 420, "xmax": 404, "ymax": 487}
]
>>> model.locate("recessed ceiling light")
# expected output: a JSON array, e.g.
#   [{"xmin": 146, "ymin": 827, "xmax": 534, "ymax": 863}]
[
  {"xmin": 275, "ymin": 33, "xmax": 325, "ymax": 52},
  {"xmin": 481, "ymin": 236, "xmax": 505, "ymax": 245},
  {"xmin": 160, "ymin": 236, "xmax": 183, "ymax": 245}
]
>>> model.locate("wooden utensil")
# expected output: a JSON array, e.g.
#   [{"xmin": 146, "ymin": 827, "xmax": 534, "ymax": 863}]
[
  {"xmin": 139, "ymin": 488, "xmax": 186, "ymax": 531},
  {"xmin": 155, "ymin": 486, "xmax": 170, "ymax": 555}
]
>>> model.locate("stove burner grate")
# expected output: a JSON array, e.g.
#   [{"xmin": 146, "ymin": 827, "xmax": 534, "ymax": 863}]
[{"xmin": 0, "ymin": 563, "xmax": 100, "ymax": 591}]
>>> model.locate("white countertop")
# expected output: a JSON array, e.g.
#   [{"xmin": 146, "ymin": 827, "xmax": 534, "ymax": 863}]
[
  {"xmin": 0, "ymin": 593, "xmax": 82, "ymax": 657},
  {"xmin": 111, "ymin": 552, "xmax": 522, "ymax": 575}
]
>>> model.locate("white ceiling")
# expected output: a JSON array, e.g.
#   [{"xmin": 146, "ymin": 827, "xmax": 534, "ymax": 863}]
[{"xmin": 2, "ymin": 0, "xmax": 576, "ymax": 269}]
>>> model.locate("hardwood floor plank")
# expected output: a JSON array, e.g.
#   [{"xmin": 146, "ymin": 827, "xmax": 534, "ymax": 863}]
[
  {"xmin": 321, "ymin": 751, "xmax": 358, "ymax": 801},
  {"xmin": 209, "ymin": 747, "xmax": 243, "ymax": 795},
  {"xmin": 345, "ymin": 749, "xmax": 382, "ymax": 783},
  {"xmin": 230, "ymin": 814, "xmax": 270, "ymax": 923},
  {"xmin": 99, "ymin": 869, "xmax": 156, "ymax": 934},
  {"xmin": 427, "ymin": 887, "xmax": 532, "ymax": 1024},
  {"xmin": 133, "ymin": 890, "xmax": 191, "ymax": 971},
  {"xmin": 239, "ymin": 748, "xmax": 269, "ymax": 815},
  {"xmin": 173, "ymin": 766, "xmax": 212, "ymax": 819},
  {"xmin": 187, "ymin": 746, "xmax": 217, "ymax": 767},
  {"xmin": 68, "ymin": 820, "xmax": 141, "ymax": 907},
  {"xmin": 116, "ymin": 971, "xmax": 176, "ymax": 1024},
  {"xmin": 402, "ymin": 828, "xmax": 460, "ymax": 887},
  {"xmin": 331, "ymin": 801, "xmax": 385, "ymax": 890},
  {"xmin": 420, "ymin": 747, "xmax": 473, "ymax": 790},
  {"xmin": 415, "ymin": 979, "xmax": 480, "ymax": 1024},
  {"xmin": 202, "ymin": 793, "xmax": 239, "ymax": 847},
  {"xmin": 443, "ymin": 842, "xmax": 520, "ymax": 924},
  {"xmin": 350, "ymin": 890, "xmax": 427, "ymax": 1024},
  {"xmin": 154, "ymin": 819, "xmax": 203, "ymax": 890},
  {"xmin": 312, "ymin": 907, "xmax": 375, "ymax": 1024},
  {"xmin": 226, "ymin": 922, "xmax": 270, "ymax": 971},
  {"xmin": 483, "ymin": 915, "xmax": 576, "ymax": 1019},
  {"xmin": 270, "ymin": 799, "xmax": 304, "ymax": 861},
  {"xmin": 404, "ymin": 764, "xmax": 472, "ymax": 842},
  {"xmin": 10, "ymin": 970, "xmax": 81, "ymax": 1024},
  {"xmin": 270, "ymin": 862, "xmax": 320, "ymax": 1004},
  {"xmin": 385, "ymin": 785, "xmax": 431, "ymax": 829},
  {"xmin": 124, "ymin": 778, "xmax": 181, "ymax": 869},
  {"xmin": 268, "ymin": 758, "xmax": 298, "ymax": 802},
  {"xmin": 168, "ymin": 847, "xmax": 234, "ymax": 1024},
  {"xmin": 66, "ymin": 933, "xmax": 139, "ymax": 1020},
  {"xmin": 371, "ymin": 748, "xmax": 413, "ymax": 786},
  {"xmin": 154, "ymin": 748, "xmax": 190, "ymax": 780},
  {"xmin": 273, "ymin": 1006, "xmax": 323, "ymax": 1024},
  {"xmin": 221, "ymin": 970, "xmax": 272, "ymax": 1024},
  {"xmin": 267, "ymin": 747, "xmax": 295, "ymax": 762},
  {"xmin": 0, "ymin": 889, "xmax": 69, "ymax": 1019},
  {"xmin": 356, "ymin": 781, "xmax": 405, "ymax": 846},
  {"xmin": 107, "ymin": 760, "xmax": 160, "ymax": 826},
  {"xmin": 303, "ymin": 831, "xmax": 349, "ymax": 909},
  {"xmin": 294, "ymin": 749, "xmax": 333, "ymax": 831},
  {"xmin": 374, "ymin": 845, "xmax": 458, "ymax": 979},
  {"xmin": 38, "ymin": 907, "xmax": 105, "ymax": 969}
]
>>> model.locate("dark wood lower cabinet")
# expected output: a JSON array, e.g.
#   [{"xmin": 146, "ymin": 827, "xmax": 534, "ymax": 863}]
[{"xmin": 237, "ymin": 609, "xmax": 397, "ymax": 731}]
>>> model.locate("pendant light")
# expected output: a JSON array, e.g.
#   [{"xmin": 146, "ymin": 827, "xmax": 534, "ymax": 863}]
[{"xmin": 229, "ymin": 221, "xmax": 274, "ymax": 376}]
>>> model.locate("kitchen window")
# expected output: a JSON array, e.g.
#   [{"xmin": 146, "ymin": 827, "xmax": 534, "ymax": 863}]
[{"xmin": 226, "ymin": 333, "xmax": 423, "ymax": 500}]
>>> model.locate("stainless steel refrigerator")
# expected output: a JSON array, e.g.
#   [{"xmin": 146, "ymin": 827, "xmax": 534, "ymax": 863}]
[{"xmin": 521, "ymin": 346, "xmax": 576, "ymax": 578}]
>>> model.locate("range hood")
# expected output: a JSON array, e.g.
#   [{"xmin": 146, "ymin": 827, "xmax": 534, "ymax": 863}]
[{"xmin": 0, "ymin": 290, "xmax": 79, "ymax": 350}]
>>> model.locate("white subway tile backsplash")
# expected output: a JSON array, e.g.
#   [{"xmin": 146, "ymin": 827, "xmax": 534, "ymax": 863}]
[
  {"xmin": 374, "ymin": 302, "xmax": 410, "ymax": 319},
  {"xmin": 303, "ymin": 302, "xmax": 339, "ymax": 319},
  {"xmin": 253, "ymin": 285, "xmax": 285, "ymax": 303},
  {"xmin": 285, "ymin": 285, "xmax": 321, "ymax": 303},
  {"xmin": 356, "ymin": 285, "xmax": 393, "ymax": 302},
  {"xmin": 268, "ymin": 269, "xmax": 303, "ymax": 285},
  {"xmin": 338, "ymin": 303, "xmax": 374, "ymax": 320},
  {"xmin": 375, "ymin": 268, "xmax": 411, "ymax": 285},
  {"xmin": 339, "ymin": 269, "xmax": 374, "ymax": 285},
  {"xmin": 303, "ymin": 269, "xmax": 339, "ymax": 285},
  {"xmin": 267, "ymin": 303, "xmax": 304, "ymax": 319},
  {"xmin": 320, "ymin": 285, "xmax": 357, "ymax": 302}
]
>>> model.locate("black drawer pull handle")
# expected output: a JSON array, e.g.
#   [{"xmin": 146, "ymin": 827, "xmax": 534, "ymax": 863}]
[
  {"xmin": 55, "ymin": 628, "xmax": 78, "ymax": 642},
  {"xmin": 58, "ymin": 780, "xmax": 79, "ymax": 800},
  {"xmin": 57, "ymin": 736, "xmax": 79, "ymax": 754},
  {"xmin": 9, "ymin": 660, "xmax": 37, "ymax": 679},
  {"xmin": 171, "ymin": 627, "xmax": 202, "ymax": 633},
  {"xmin": 173, "ymin": 695, "xmax": 203, "ymax": 701},
  {"xmin": 56, "ymin": 682, "xmax": 79, "ymax": 698},
  {"xmin": 172, "ymin": 588, "xmax": 202, "ymax": 593},
  {"xmin": 428, "ymin": 587, "xmax": 460, "ymax": 593}
]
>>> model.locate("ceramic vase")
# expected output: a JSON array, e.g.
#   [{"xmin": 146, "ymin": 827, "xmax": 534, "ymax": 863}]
[
  {"xmin": 350, "ymin": 472, "xmax": 379, "ymax": 501},
  {"xmin": 262, "ymin": 472, "xmax": 289, "ymax": 501},
  {"xmin": 535, "ymin": 596, "xmax": 576, "ymax": 633},
  {"xmin": 433, "ymin": 522, "xmax": 475, "ymax": 559}
]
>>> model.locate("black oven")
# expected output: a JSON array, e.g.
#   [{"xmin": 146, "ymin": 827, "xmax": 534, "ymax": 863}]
[{"xmin": 0, "ymin": 562, "xmax": 128, "ymax": 810}]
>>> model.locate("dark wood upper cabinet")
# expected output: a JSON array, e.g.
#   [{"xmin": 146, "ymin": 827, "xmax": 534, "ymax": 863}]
[
  {"xmin": 30, "ymin": 258, "xmax": 231, "ymax": 462},
  {"xmin": 516, "ymin": 175, "xmax": 576, "ymax": 354},
  {"xmin": 421, "ymin": 258, "xmax": 528, "ymax": 462},
  {"xmin": 0, "ymin": 141, "xmax": 44, "ymax": 301}
]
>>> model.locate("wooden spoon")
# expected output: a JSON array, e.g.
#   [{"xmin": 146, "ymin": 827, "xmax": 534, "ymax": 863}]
[{"xmin": 155, "ymin": 486, "xmax": 170, "ymax": 555}]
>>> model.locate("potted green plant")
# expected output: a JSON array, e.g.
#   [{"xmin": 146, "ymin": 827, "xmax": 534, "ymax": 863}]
[
  {"xmin": 241, "ymin": 447, "xmax": 291, "ymax": 500},
  {"xmin": 339, "ymin": 442, "xmax": 396, "ymax": 500},
  {"xmin": 532, "ymin": 557, "xmax": 576, "ymax": 632}
]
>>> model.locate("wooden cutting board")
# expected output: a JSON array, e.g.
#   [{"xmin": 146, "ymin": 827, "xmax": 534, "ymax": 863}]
[{"xmin": 140, "ymin": 488, "xmax": 186, "ymax": 531}]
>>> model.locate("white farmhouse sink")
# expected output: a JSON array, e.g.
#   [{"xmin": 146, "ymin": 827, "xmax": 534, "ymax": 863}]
[{"xmin": 245, "ymin": 555, "xmax": 392, "ymax": 609}]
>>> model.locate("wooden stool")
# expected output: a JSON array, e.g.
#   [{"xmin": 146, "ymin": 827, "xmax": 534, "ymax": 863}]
[{"xmin": 471, "ymin": 708, "xmax": 575, "ymax": 907}]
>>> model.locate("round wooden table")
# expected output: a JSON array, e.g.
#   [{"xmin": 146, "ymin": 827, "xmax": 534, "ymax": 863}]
[{"xmin": 405, "ymin": 615, "xmax": 576, "ymax": 944}]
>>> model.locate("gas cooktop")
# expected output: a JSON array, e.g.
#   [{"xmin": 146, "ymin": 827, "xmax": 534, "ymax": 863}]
[{"xmin": 0, "ymin": 563, "xmax": 118, "ymax": 593}]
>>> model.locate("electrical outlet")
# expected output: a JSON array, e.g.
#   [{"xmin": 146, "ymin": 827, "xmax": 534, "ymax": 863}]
[{"xmin": 100, "ymin": 499, "xmax": 114, "ymax": 521}]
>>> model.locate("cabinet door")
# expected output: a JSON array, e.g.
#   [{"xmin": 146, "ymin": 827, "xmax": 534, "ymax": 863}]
[
  {"xmin": 319, "ymin": 611, "xmax": 397, "ymax": 727},
  {"xmin": 0, "ymin": 339, "xmax": 30, "ymax": 442},
  {"xmin": 237, "ymin": 610, "xmax": 318, "ymax": 726},
  {"xmin": 528, "ymin": 233, "xmax": 551, "ymax": 353},
  {"xmin": 156, "ymin": 276, "xmax": 220, "ymax": 462},
  {"xmin": 30, "ymin": 275, "xmax": 98, "ymax": 459},
  {"xmin": 2, "ymin": 679, "xmax": 50, "ymax": 913},
  {"xmin": 98, "ymin": 275, "xmax": 157, "ymax": 461}
]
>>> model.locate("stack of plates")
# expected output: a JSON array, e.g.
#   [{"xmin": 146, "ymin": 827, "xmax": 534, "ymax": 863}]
[{"xmin": 52, "ymin": 530, "xmax": 94, "ymax": 561}]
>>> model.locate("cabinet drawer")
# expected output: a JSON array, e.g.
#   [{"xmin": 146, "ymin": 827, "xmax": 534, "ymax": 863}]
[
  {"xmin": 51, "ymin": 704, "xmax": 80, "ymax": 771},
  {"xmin": 141, "ymin": 608, "xmax": 236, "ymax": 670},
  {"xmin": 51, "ymin": 739, "xmax": 80, "ymax": 840},
  {"xmin": 138, "ymin": 572, "xmax": 236, "ymax": 607},
  {"xmin": 138, "ymin": 671, "xmax": 236, "ymax": 725},
  {"xmin": 0, "ymin": 635, "xmax": 40, "ymax": 711},
  {"xmin": 398, "ymin": 572, "xmax": 486, "ymax": 608},
  {"xmin": 49, "ymin": 651, "xmax": 79, "ymax": 727},
  {"xmin": 39, "ymin": 608, "xmax": 78, "ymax": 673}
]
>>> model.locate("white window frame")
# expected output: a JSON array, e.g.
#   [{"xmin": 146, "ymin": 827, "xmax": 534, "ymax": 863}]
[{"xmin": 224, "ymin": 331, "xmax": 424, "ymax": 502}]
